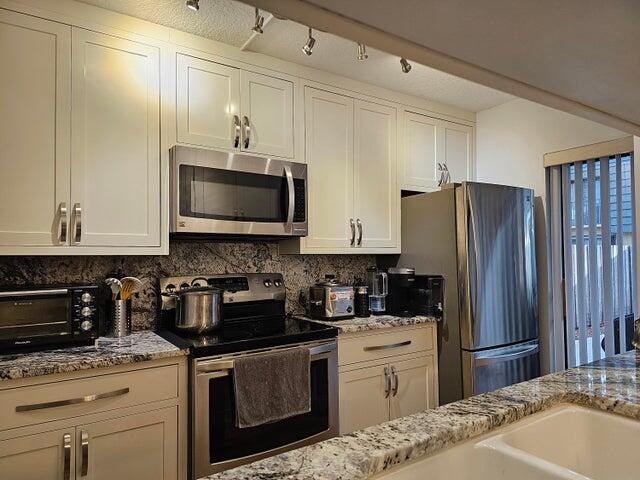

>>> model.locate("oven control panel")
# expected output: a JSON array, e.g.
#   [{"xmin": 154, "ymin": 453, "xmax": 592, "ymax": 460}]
[
  {"xmin": 71, "ymin": 286, "xmax": 100, "ymax": 337},
  {"xmin": 159, "ymin": 273, "xmax": 285, "ymax": 310}
]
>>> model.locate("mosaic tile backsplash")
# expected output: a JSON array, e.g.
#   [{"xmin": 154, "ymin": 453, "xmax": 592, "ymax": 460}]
[{"xmin": 0, "ymin": 241, "xmax": 373, "ymax": 330}]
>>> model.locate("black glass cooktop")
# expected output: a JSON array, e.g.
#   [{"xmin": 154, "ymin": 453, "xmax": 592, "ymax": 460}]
[{"xmin": 158, "ymin": 316, "xmax": 337, "ymax": 358}]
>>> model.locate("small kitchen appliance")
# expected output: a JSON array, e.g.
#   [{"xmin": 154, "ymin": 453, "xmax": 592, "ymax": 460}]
[
  {"xmin": 410, "ymin": 275, "xmax": 444, "ymax": 318},
  {"xmin": 0, "ymin": 285, "xmax": 99, "ymax": 351},
  {"xmin": 308, "ymin": 275, "xmax": 354, "ymax": 320},
  {"xmin": 366, "ymin": 267, "xmax": 388, "ymax": 315},
  {"xmin": 386, "ymin": 267, "xmax": 416, "ymax": 317}
]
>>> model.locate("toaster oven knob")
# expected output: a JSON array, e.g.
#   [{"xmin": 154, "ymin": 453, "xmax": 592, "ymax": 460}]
[
  {"xmin": 81, "ymin": 292, "xmax": 93, "ymax": 303},
  {"xmin": 80, "ymin": 320, "xmax": 93, "ymax": 331},
  {"xmin": 81, "ymin": 306, "xmax": 92, "ymax": 317}
]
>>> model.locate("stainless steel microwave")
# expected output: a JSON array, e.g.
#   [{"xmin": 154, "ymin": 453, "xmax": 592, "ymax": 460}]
[{"xmin": 170, "ymin": 146, "xmax": 307, "ymax": 237}]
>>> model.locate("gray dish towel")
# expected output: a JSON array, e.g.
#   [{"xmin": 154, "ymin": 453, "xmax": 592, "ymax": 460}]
[{"xmin": 233, "ymin": 347, "xmax": 311, "ymax": 428}]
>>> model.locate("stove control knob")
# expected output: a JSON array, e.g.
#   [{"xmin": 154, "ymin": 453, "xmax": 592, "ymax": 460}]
[
  {"xmin": 80, "ymin": 320, "xmax": 93, "ymax": 331},
  {"xmin": 274, "ymin": 279, "xmax": 282, "ymax": 287},
  {"xmin": 180, "ymin": 282, "xmax": 190, "ymax": 290},
  {"xmin": 81, "ymin": 307, "xmax": 92, "ymax": 317},
  {"xmin": 263, "ymin": 279, "xmax": 272, "ymax": 287},
  {"xmin": 81, "ymin": 292, "xmax": 93, "ymax": 303}
]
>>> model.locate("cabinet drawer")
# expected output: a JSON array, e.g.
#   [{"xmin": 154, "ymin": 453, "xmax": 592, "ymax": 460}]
[
  {"xmin": 0, "ymin": 364, "xmax": 178, "ymax": 431},
  {"xmin": 338, "ymin": 326, "xmax": 434, "ymax": 366}
]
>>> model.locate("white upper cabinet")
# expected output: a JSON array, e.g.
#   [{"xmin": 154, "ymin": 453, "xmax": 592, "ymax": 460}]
[
  {"xmin": 401, "ymin": 110, "xmax": 474, "ymax": 192},
  {"xmin": 0, "ymin": 10, "xmax": 71, "ymax": 248},
  {"xmin": 442, "ymin": 121, "xmax": 473, "ymax": 183},
  {"xmin": 353, "ymin": 100, "xmax": 398, "ymax": 249},
  {"xmin": 176, "ymin": 54, "xmax": 240, "ymax": 150},
  {"xmin": 303, "ymin": 87, "xmax": 354, "ymax": 249},
  {"xmin": 176, "ymin": 54, "xmax": 294, "ymax": 159},
  {"xmin": 240, "ymin": 70, "xmax": 294, "ymax": 158},
  {"xmin": 402, "ymin": 111, "xmax": 439, "ymax": 191},
  {"xmin": 71, "ymin": 29, "xmax": 161, "ymax": 247}
]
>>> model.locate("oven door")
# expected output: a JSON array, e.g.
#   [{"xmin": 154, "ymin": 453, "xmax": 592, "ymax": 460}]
[
  {"xmin": 171, "ymin": 147, "xmax": 307, "ymax": 236},
  {"xmin": 193, "ymin": 341, "xmax": 338, "ymax": 478},
  {"xmin": 0, "ymin": 289, "xmax": 72, "ymax": 347}
]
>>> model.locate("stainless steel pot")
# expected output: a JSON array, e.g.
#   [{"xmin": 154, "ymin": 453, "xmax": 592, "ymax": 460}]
[{"xmin": 162, "ymin": 287, "xmax": 223, "ymax": 334}]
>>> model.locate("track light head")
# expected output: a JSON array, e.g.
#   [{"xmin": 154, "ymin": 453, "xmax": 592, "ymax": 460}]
[
  {"xmin": 357, "ymin": 43, "xmax": 368, "ymax": 61},
  {"xmin": 400, "ymin": 57, "xmax": 412, "ymax": 73},
  {"xmin": 186, "ymin": 0, "xmax": 199, "ymax": 11},
  {"xmin": 252, "ymin": 8, "xmax": 265, "ymax": 34},
  {"xmin": 302, "ymin": 28, "xmax": 316, "ymax": 56}
]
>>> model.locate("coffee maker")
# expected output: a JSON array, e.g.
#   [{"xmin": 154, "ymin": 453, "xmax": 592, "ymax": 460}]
[{"xmin": 386, "ymin": 267, "xmax": 415, "ymax": 317}]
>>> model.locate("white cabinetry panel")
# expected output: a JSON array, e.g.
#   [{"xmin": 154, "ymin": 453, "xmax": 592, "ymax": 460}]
[
  {"xmin": 402, "ymin": 112, "xmax": 439, "ymax": 191},
  {"xmin": 0, "ymin": 10, "xmax": 71, "ymax": 247},
  {"xmin": 71, "ymin": 29, "xmax": 160, "ymax": 247}
]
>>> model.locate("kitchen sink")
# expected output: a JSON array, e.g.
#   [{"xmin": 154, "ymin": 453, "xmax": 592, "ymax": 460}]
[{"xmin": 376, "ymin": 404, "xmax": 640, "ymax": 480}]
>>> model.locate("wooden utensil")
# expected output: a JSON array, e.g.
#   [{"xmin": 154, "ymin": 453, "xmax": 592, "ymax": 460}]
[{"xmin": 120, "ymin": 277, "xmax": 144, "ymax": 301}]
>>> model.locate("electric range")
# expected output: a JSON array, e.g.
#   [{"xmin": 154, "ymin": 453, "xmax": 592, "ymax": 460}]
[{"xmin": 156, "ymin": 273, "xmax": 338, "ymax": 478}]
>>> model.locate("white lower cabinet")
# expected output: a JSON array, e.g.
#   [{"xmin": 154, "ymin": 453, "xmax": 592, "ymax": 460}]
[
  {"xmin": 0, "ymin": 359, "xmax": 186, "ymax": 480},
  {"xmin": 401, "ymin": 110, "xmax": 474, "ymax": 192},
  {"xmin": 338, "ymin": 325, "xmax": 438, "ymax": 435}
]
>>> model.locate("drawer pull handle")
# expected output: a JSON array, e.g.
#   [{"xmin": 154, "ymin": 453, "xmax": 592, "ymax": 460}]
[
  {"xmin": 81, "ymin": 430, "xmax": 89, "ymax": 477},
  {"xmin": 63, "ymin": 433, "xmax": 71, "ymax": 480},
  {"xmin": 363, "ymin": 340, "xmax": 411, "ymax": 352},
  {"xmin": 15, "ymin": 387, "xmax": 130, "ymax": 412}
]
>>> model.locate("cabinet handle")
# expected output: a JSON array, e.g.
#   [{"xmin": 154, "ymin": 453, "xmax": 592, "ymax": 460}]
[
  {"xmin": 384, "ymin": 366, "xmax": 391, "ymax": 398},
  {"xmin": 391, "ymin": 366, "xmax": 399, "ymax": 397},
  {"xmin": 72, "ymin": 203, "xmax": 82, "ymax": 244},
  {"xmin": 58, "ymin": 202, "xmax": 68, "ymax": 244},
  {"xmin": 349, "ymin": 218, "xmax": 355, "ymax": 246},
  {"xmin": 63, "ymin": 433, "xmax": 71, "ymax": 480},
  {"xmin": 232, "ymin": 115, "xmax": 241, "ymax": 148},
  {"xmin": 81, "ymin": 430, "xmax": 89, "ymax": 477},
  {"xmin": 363, "ymin": 340, "xmax": 411, "ymax": 352},
  {"xmin": 15, "ymin": 387, "xmax": 130, "ymax": 412},
  {"xmin": 242, "ymin": 115, "xmax": 251, "ymax": 149},
  {"xmin": 356, "ymin": 218, "xmax": 363, "ymax": 246}
]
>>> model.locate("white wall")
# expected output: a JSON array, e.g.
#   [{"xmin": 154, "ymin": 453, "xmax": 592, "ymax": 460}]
[{"xmin": 475, "ymin": 98, "xmax": 627, "ymax": 375}]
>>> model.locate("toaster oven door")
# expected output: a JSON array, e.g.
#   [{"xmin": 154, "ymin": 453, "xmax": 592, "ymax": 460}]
[{"xmin": 0, "ymin": 289, "xmax": 72, "ymax": 342}]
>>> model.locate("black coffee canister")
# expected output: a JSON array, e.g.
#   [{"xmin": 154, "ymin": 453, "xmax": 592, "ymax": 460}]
[{"xmin": 354, "ymin": 286, "xmax": 370, "ymax": 317}]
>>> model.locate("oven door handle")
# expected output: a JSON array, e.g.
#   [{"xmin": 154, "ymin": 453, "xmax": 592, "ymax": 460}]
[
  {"xmin": 0, "ymin": 289, "xmax": 69, "ymax": 297},
  {"xmin": 284, "ymin": 165, "xmax": 295, "ymax": 232},
  {"xmin": 196, "ymin": 341, "xmax": 336, "ymax": 374}
]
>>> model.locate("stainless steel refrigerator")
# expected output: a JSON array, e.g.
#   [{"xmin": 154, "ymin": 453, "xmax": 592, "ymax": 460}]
[{"xmin": 391, "ymin": 182, "xmax": 539, "ymax": 404}]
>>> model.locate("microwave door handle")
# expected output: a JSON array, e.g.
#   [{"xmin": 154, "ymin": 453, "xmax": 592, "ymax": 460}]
[{"xmin": 284, "ymin": 165, "xmax": 295, "ymax": 231}]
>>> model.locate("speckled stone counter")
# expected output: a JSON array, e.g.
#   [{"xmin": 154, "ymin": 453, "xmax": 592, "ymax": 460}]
[
  {"xmin": 0, "ymin": 331, "xmax": 188, "ymax": 382},
  {"xmin": 202, "ymin": 350, "xmax": 640, "ymax": 480},
  {"xmin": 299, "ymin": 314, "xmax": 438, "ymax": 334}
]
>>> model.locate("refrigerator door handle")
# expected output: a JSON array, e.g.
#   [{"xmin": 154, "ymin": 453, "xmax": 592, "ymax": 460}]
[{"xmin": 474, "ymin": 344, "xmax": 539, "ymax": 366}]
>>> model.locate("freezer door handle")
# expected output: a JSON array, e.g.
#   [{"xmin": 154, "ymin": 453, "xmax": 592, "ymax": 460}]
[{"xmin": 474, "ymin": 344, "xmax": 539, "ymax": 366}]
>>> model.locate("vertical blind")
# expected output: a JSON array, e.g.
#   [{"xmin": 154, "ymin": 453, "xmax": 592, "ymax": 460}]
[{"xmin": 551, "ymin": 153, "xmax": 636, "ymax": 367}]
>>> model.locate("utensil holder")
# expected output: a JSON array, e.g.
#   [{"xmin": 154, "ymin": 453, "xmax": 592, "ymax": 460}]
[{"xmin": 107, "ymin": 299, "xmax": 132, "ymax": 338}]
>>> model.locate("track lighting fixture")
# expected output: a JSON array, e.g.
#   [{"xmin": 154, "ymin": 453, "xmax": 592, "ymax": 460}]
[
  {"xmin": 400, "ymin": 57, "xmax": 412, "ymax": 73},
  {"xmin": 186, "ymin": 0, "xmax": 199, "ymax": 11},
  {"xmin": 252, "ymin": 8, "xmax": 265, "ymax": 34},
  {"xmin": 302, "ymin": 27, "xmax": 316, "ymax": 56},
  {"xmin": 357, "ymin": 43, "xmax": 368, "ymax": 60}
]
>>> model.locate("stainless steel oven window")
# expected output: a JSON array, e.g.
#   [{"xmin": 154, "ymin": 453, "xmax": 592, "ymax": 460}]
[{"xmin": 192, "ymin": 340, "xmax": 339, "ymax": 477}]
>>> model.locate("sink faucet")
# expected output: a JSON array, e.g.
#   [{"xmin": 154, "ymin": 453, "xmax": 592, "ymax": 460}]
[{"xmin": 633, "ymin": 318, "xmax": 640, "ymax": 349}]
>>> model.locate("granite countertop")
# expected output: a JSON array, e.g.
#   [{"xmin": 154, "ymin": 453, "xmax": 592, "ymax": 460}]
[
  {"xmin": 203, "ymin": 350, "xmax": 640, "ymax": 480},
  {"xmin": 0, "ymin": 331, "xmax": 188, "ymax": 382},
  {"xmin": 299, "ymin": 314, "xmax": 438, "ymax": 334}
]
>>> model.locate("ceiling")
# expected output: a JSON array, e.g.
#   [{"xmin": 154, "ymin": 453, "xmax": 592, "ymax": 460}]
[
  {"xmin": 245, "ymin": 0, "xmax": 640, "ymax": 133},
  {"xmin": 77, "ymin": 0, "xmax": 514, "ymax": 112}
]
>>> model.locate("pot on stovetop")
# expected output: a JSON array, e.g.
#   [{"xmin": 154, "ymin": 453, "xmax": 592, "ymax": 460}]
[{"xmin": 162, "ymin": 286, "xmax": 223, "ymax": 334}]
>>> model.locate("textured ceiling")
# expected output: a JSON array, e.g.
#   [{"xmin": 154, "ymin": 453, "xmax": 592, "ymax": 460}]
[{"xmin": 76, "ymin": 0, "xmax": 513, "ymax": 112}]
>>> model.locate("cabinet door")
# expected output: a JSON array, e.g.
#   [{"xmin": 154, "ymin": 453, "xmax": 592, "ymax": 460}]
[
  {"xmin": 240, "ymin": 70, "xmax": 293, "ymax": 158},
  {"xmin": 0, "ymin": 10, "xmax": 71, "ymax": 247},
  {"xmin": 77, "ymin": 407, "xmax": 177, "ymax": 480},
  {"xmin": 71, "ymin": 28, "xmax": 160, "ymax": 247},
  {"xmin": 402, "ymin": 111, "xmax": 440, "ymax": 191},
  {"xmin": 442, "ymin": 120, "xmax": 473, "ymax": 183},
  {"xmin": 0, "ymin": 429, "xmax": 75, "ymax": 480},
  {"xmin": 304, "ymin": 87, "xmax": 354, "ymax": 249},
  {"xmin": 353, "ymin": 100, "xmax": 398, "ymax": 248},
  {"xmin": 339, "ymin": 365, "xmax": 389, "ymax": 434},
  {"xmin": 389, "ymin": 354, "xmax": 437, "ymax": 420},
  {"xmin": 176, "ymin": 54, "xmax": 240, "ymax": 150}
]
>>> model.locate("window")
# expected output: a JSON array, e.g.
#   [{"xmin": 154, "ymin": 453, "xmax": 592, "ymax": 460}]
[{"xmin": 548, "ymin": 153, "xmax": 636, "ymax": 367}]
